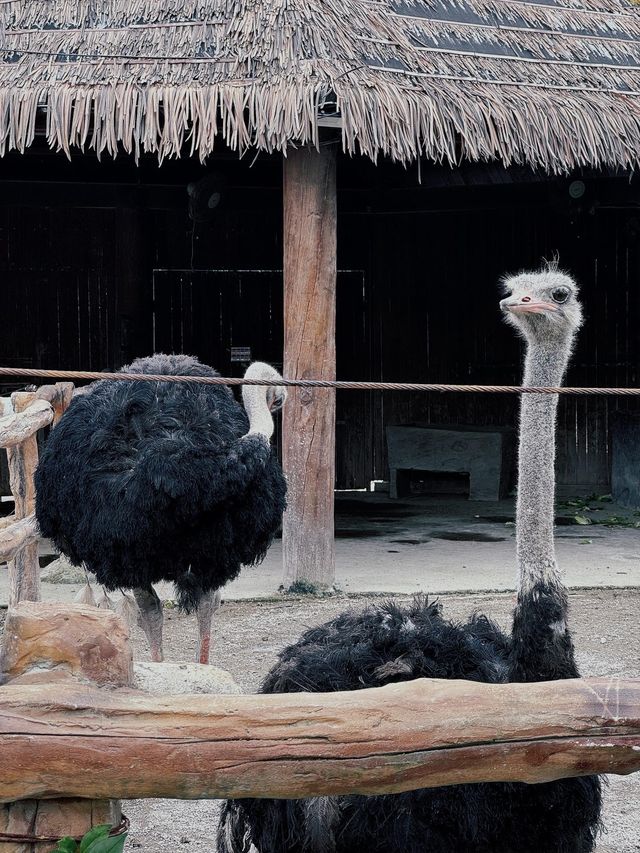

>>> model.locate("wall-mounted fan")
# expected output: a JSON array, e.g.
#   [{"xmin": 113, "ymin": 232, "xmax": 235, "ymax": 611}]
[{"xmin": 187, "ymin": 173, "xmax": 227, "ymax": 222}]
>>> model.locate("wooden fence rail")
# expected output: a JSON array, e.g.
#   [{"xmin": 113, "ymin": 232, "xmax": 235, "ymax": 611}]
[
  {"xmin": 1, "ymin": 672, "xmax": 640, "ymax": 803},
  {"xmin": 0, "ymin": 602, "xmax": 638, "ymax": 807},
  {"xmin": 0, "ymin": 399, "xmax": 53, "ymax": 449},
  {"xmin": 0, "ymin": 515, "xmax": 38, "ymax": 564}
]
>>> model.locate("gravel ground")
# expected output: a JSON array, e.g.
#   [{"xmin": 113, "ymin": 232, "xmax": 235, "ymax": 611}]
[{"xmin": 2, "ymin": 590, "xmax": 639, "ymax": 852}]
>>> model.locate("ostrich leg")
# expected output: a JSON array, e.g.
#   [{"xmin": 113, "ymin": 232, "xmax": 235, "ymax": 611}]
[
  {"xmin": 196, "ymin": 588, "xmax": 222, "ymax": 664},
  {"xmin": 133, "ymin": 585, "xmax": 164, "ymax": 662}
]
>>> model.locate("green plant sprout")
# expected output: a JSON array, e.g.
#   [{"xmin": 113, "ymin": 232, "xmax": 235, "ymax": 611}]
[
  {"xmin": 49, "ymin": 824, "xmax": 127, "ymax": 853},
  {"xmin": 558, "ymin": 494, "xmax": 640, "ymax": 528}
]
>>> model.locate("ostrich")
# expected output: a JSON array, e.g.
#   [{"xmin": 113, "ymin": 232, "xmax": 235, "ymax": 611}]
[
  {"xmin": 217, "ymin": 268, "xmax": 601, "ymax": 853},
  {"xmin": 35, "ymin": 353, "xmax": 287, "ymax": 664}
]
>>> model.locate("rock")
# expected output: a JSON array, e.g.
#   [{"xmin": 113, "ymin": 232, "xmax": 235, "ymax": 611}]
[
  {"xmin": 0, "ymin": 602, "xmax": 134, "ymax": 687},
  {"xmin": 133, "ymin": 661, "xmax": 242, "ymax": 695},
  {"xmin": 41, "ymin": 554, "xmax": 93, "ymax": 584}
]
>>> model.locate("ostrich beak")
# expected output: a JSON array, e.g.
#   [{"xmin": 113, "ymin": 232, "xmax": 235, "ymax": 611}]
[{"xmin": 501, "ymin": 298, "xmax": 559, "ymax": 315}]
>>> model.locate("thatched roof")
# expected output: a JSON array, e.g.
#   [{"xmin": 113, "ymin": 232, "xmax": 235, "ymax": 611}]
[{"xmin": 1, "ymin": 1, "xmax": 639, "ymax": 170}]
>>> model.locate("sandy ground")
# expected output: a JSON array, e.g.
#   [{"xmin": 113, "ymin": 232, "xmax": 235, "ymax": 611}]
[{"xmin": 2, "ymin": 590, "xmax": 633, "ymax": 852}]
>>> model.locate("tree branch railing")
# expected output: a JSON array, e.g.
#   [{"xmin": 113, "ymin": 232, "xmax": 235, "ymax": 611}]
[
  {"xmin": 0, "ymin": 383, "xmax": 73, "ymax": 606},
  {"xmin": 0, "ymin": 515, "xmax": 38, "ymax": 564}
]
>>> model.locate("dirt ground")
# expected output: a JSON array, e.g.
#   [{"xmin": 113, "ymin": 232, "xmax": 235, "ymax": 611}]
[{"xmin": 2, "ymin": 590, "xmax": 639, "ymax": 851}]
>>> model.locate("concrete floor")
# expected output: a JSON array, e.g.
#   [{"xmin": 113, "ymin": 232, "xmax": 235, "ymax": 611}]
[{"xmin": 2, "ymin": 491, "xmax": 639, "ymax": 605}]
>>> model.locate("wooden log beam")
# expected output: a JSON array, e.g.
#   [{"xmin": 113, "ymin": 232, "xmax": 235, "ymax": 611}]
[
  {"xmin": 282, "ymin": 142, "xmax": 337, "ymax": 590},
  {"xmin": 0, "ymin": 400, "xmax": 53, "ymax": 449},
  {"xmin": 0, "ymin": 516, "xmax": 38, "ymax": 564},
  {"xmin": 0, "ymin": 675, "xmax": 638, "ymax": 802}
]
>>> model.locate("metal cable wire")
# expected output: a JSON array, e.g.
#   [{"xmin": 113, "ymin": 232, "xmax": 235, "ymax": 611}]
[{"xmin": 1, "ymin": 365, "xmax": 640, "ymax": 395}]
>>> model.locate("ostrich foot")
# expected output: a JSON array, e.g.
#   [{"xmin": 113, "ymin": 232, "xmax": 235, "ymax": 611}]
[
  {"xmin": 133, "ymin": 585, "xmax": 164, "ymax": 662},
  {"xmin": 115, "ymin": 590, "xmax": 140, "ymax": 631},
  {"xmin": 74, "ymin": 582, "xmax": 97, "ymax": 607},
  {"xmin": 196, "ymin": 589, "xmax": 222, "ymax": 665},
  {"xmin": 95, "ymin": 586, "xmax": 115, "ymax": 610}
]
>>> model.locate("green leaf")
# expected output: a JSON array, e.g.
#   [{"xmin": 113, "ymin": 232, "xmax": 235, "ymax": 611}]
[
  {"xmin": 573, "ymin": 515, "xmax": 592, "ymax": 525},
  {"xmin": 85, "ymin": 833, "xmax": 127, "ymax": 853},
  {"xmin": 53, "ymin": 838, "xmax": 78, "ymax": 853},
  {"xmin": 80, "ymin": 826, "xmax": 111, "ymax": 852},
  {"xmin": 602, "ymin": 515, "xmax": 634, "ymax": 527}
]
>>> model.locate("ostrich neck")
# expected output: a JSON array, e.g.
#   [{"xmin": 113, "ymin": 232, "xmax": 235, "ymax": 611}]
[
  {"xmin": 242, "ymin": 385, "xmax": 274, "ymax": 439},
  {"xmin": 516, "ymin": 339, "xmax": 572, "ymax": 593},
  {"xmin": 510, "ymin": 332, "xmax": 579, "ymax": 683},
  {"xmin": 242, "ymin": 363, "xmax": 282, "ymax": 440}
]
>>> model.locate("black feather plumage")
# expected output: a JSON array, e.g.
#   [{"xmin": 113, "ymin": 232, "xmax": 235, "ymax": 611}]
[
  {"xmin": 35, "ymin": 354, "xmax": 286, "ymax": 610},
  {"xmin": 217, "ymin": 595, "xmax": 601, "ymax": 853}
]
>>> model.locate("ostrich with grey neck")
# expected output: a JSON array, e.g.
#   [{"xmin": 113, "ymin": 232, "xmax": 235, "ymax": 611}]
[
  {"xmin": 217, "ymin": 268, "xmax": 601, "ymax": 853},
  {"xmin": 35, "ymin": 354, "xmax": 287, "ymax": 664},
  {"xmin": 501, "ymin": 268, "xmax": 583, "ymax": 683}
]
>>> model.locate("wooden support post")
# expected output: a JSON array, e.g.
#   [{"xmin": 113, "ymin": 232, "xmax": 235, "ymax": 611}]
[
  {"xmin": 6, "ymin": 393, "xmax": 41, "ymax": 606},
  {"xmin": 0, "ymin": 603, "xmax": 131, "ymax": 850},
  {"xmin": 282, "ymin": 143, "xmax": 337, "ymax": 590}
]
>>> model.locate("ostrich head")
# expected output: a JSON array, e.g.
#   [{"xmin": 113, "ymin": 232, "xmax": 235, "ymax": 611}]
[
  {"xmin": 242, "ymin": 362, "xmax": 287, "ymax": 439},
  {"xmin": 499, "ymin": 266, "xmax": 582, "ymax": 346},
  {"xmin": 266, "ymin": 384, "xmax": 287, "ymax": 413}
]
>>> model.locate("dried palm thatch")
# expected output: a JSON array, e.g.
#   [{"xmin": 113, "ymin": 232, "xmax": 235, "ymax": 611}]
[{"xmin": 0, "ymin": 0, "xmax": 639, "ymax": 170}]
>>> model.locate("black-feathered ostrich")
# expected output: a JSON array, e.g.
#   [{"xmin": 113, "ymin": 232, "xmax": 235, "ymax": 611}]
[
  {"xmin": 217, "ymin": 268, "xmax": 602, "ymax": 853},
  {"xmin": 35, "ymin": 354, "xmax": 287, "ymax": 664}
]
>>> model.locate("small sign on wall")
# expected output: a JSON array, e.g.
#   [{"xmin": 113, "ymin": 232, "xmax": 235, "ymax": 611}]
[{"xmin": 230, "ymin": 346, "xmax": 252, "ymax": 362}]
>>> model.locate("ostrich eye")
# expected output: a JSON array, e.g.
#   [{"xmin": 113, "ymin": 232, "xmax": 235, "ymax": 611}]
[{"xmin": 551, "ymin": 287, "xmax": 570, "ymax": 304}]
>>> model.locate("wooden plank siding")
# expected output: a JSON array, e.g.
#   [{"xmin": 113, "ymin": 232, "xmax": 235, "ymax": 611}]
[
  {"xmin": 0, "ymin": 161, "xmax": 638, "ymax": 493},
  {"xmin": 344, "ymin": 202, "xmax": 640, "ymax": 492},
  {"xmin": 0, "ymin": 206, "xmax": 117, "ymax": 375}
]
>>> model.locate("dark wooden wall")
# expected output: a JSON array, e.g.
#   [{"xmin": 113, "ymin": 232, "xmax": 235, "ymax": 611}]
[
  {"xmin": 336, "ymin": 170, "xmax": 640, "ymax": 490},
  {"xmin": 0, "ymin": 148, "xmax": 638, "ymax": 492}
]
